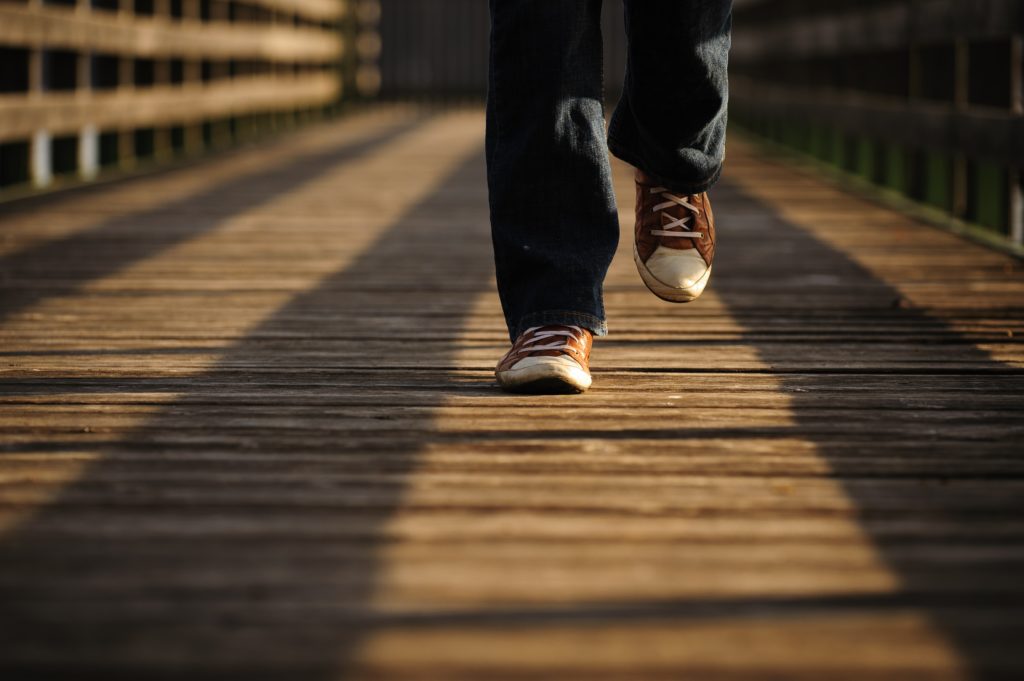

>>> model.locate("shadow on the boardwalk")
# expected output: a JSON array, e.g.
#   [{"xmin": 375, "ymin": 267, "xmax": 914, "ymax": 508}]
[
  {"xmin": 0, "ymin": 116, "xmax": 424, "ymax": 323},
  {"xmin": 707, "ymin": 177, "xmax": 1024, "ymax": 680},
  {"xmin": 0, "ymin": 147, "xmax": 493, "ymax": 678}
]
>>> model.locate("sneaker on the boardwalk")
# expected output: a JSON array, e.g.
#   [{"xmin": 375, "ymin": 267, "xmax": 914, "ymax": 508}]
[
  {"xmin": 633, "ymin": 168, "xmax": 716, "ymax": 303},
  {"xmin": 495, "ymin": 325, "xmax": 592, "ymax": 394}
]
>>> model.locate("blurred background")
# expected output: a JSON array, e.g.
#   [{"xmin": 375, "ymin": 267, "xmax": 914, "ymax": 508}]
[{"xmin": 1, "ymin": 0, "xmax": 1022, "ymax": 249}]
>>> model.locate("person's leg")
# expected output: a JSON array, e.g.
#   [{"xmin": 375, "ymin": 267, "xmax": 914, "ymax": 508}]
[
  {"xmin": 608, "ymin": 0, "xmax": 732, "ymax": 194},
  {"xmin": 486, "ymin": 0, "xmax": 619, "ymax": 342},
  {"xmin": 609, "ymin": 0, "xmax": 731, "ymax": 305}
]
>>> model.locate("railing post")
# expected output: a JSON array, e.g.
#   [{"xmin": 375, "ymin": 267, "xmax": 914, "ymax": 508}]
[
  {"xmin": 1010, "ymin": 35, "xmax": 1023, "ymax": 246},
  {"xmin": 79, "ymin": 125, "xmax": 99, "ymax": 181},
  {"xmin": 182, "ymin": 0, "xmax": 204, "ymax": 154},
  {"xmin": 28, "ymin": 0, "xmax": 51, "ymax": 188},
  {"xmin": 209, "ymin": 0, "xmax": 233, "ymax": 147},
  {"xmin": 30, "ymin": 130, "xmax": 52, "ymax": 189},
  {"xmin": 117, "ymin": 0, "xmax": 136, "ymax": 170},
  {"xmin": 77, "ymin": 0, "xmax": 98, "ymax": 180},
  {"xmin": 355, "ymin": 0, "xmax": 382, "ymax": 98},
  {"xmin": 153, "ymin": 0, "xmax": 173, "ymax": 160},
  {"xmin": 952, "ymin": 37, "xmax": 969, "ymax": 219}
]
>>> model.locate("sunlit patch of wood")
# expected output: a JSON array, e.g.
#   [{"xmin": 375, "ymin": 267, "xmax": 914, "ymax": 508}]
[{"xmin": 347, "ymin": 613, "xmax": 968, "ymax": 680}]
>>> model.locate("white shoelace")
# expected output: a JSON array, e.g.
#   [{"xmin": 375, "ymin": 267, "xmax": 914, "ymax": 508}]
[
  {"xmin": 649, "ymin": 187, "xmax": 703, "ymax": 239},
  {"xmin": 519, "ymin": 325, "xmax": 585, "ymax": 356}
]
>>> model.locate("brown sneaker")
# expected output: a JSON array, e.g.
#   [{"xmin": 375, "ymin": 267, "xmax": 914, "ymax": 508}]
[
  {"xmin": 495, "ymin": 325, "xmax": 593, "ymax": 394},
  {"xmin": 633, "ymin": 168, "xmax": 716, "ymax": 303}
]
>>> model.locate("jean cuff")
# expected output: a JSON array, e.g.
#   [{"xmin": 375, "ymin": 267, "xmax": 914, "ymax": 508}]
[
  {"xmin": 513, "ymin": 310, "xmax": 608, "ymax": 341},
  {"xmin": 607, "ymin": 136, "xmax": 723, "ymax": 195}
]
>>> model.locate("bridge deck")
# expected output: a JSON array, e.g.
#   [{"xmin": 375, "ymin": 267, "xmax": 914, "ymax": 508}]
[{"xmin": 1, "ymin": 108, "xmax": 1022, "ymax": 680}]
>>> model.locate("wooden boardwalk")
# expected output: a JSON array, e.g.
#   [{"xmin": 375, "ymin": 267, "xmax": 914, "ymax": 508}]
[{"xmin": 1, "ymin": 107, "xmax": 1022, "ymax": 680}]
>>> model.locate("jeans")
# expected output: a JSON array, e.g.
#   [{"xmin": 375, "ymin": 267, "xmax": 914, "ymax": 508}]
[{"xmin": 486, "ymin": 0, "xmax": 732, "ymax": 340}]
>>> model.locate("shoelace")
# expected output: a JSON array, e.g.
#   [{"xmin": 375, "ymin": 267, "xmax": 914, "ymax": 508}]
[
  {"xmin": 649, "ymin": 187, "xmax": 703, "ymax": 239},
  {"xmin": 518, "ymin": 325, "xmax": 586, "ymax": 358}
]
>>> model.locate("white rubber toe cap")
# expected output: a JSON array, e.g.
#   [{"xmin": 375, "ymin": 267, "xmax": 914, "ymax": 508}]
[
  {"xmin": 496, "ymin": 355, "xmax": 592, "ymax": 393},
  {"xmin": 646, "ymin": 246, "xmax": 709, "ymax": 290},
  {"xmin": 635, "ymin": 245, "xmax": 712, "ymax": 302}
]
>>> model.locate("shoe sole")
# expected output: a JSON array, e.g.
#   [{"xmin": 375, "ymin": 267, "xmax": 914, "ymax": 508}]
[
  {"xmin": 496, "ymin": 360, "xmax": 592, "ymax": 394},
  {"xmin": 633, "ymin": 244, "xmax": 712, "ymax": 303}
]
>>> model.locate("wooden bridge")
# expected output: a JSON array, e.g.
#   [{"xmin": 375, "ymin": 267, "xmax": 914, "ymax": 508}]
[{"xmin": 1, "ymin": 107, "xmax": 1022, "ymax": 679}]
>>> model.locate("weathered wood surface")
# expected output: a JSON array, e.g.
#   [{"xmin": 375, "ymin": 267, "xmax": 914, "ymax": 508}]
[
  {"xmin": 0, "ymin": 107, "xmax": 1022, "ymax": 680},
  {"xmin": 0, "ymin": 5, "xmax": 343, "ymax": 61},
  {"xmin": 0, "ymin": 74, "xmax": 341, "ymax": 142}
]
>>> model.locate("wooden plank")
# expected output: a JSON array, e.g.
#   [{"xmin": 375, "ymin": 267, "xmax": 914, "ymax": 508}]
[
  {"xmin": 0, "ymin": 612, "xmax": 990, "ymax": 681},
  {"xmin": 0, "ymin": 74, "xmax": 340, "ymax": 141},
  {"xmin": 0, "ymin": 5, "xmax": 343, "ymax": 62},
  {"xmin": 730, "ymin": 78, "xmax": 1024, "ymax": 165},
  {"xmin": 733, "ymin": 0, "xmax": 1024, "ymax": 61}
]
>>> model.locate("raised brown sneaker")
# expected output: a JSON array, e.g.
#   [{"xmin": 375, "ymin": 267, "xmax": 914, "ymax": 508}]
[
  {"xmin": 495, "ymin": 325, "xmax": 592, "ymax": 394},
  {"xmin": 633, "ymin": 168, "xmax": 716, "ymax": 303}
]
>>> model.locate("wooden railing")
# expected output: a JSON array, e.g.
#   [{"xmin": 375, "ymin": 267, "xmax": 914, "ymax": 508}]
[
  {"xmin": 731, "ymin": 0, "xmax": 1024, "ymax": 249},
  {"xmin": 0, "ymin": 0, "xmax": 381, "ymax": 194}
]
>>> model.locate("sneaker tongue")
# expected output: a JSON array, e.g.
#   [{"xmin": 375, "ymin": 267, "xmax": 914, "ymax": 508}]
[{"xmin": 635, "ymin": 168, "xmax": 657, "ymax": 185}]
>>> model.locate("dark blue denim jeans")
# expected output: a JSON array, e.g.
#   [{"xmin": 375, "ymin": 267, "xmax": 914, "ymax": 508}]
[{"xmin": 486, "ymin": 0, "xmax": 732, "ymax": 341}]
